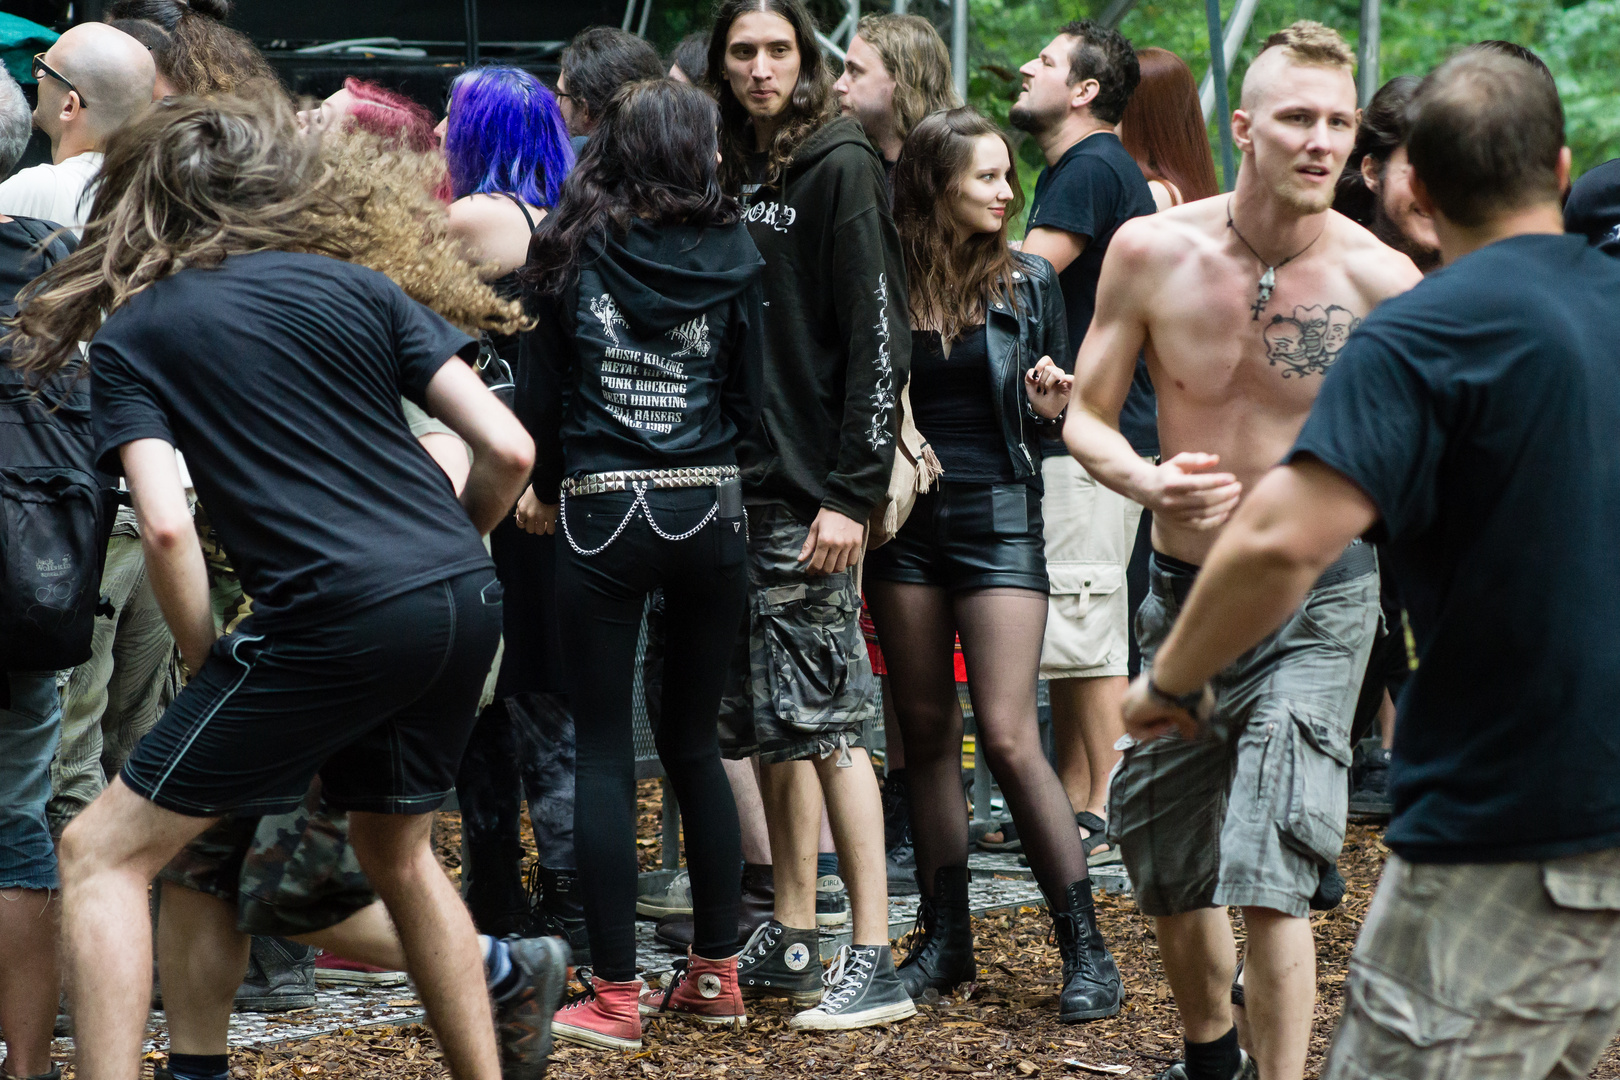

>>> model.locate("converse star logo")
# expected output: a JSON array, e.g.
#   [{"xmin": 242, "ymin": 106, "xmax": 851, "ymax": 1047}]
[
  {"xmin": 785, "ymin": 943, "xmax": 812, "ymax": 971},
  {"xmin": 697, "ymin": 972, "xmax": 723, "ymax": 999}
]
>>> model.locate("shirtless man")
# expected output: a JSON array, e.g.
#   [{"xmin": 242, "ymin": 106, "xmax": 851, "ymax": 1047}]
[{"xmin": 1063, "ymin": 22, "xmax": 1421, "ymax": 1080}]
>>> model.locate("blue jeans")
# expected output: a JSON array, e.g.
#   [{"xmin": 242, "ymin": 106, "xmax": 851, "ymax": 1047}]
[{"xmin": 1, "ymin": 673, "xmax": 63, "ymax": 890}]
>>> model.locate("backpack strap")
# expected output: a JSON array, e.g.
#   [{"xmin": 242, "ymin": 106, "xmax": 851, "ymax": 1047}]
[{"xmin": 10, "ymin": 216, "xmax": 75, "ymax": 266}]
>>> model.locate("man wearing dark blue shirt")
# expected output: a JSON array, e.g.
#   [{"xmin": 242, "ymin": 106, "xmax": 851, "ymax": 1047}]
[
  {"xmin": 1007, "ymin": 17, "xmax": 1157, "ymax": 870},
  {"xmin": 1123, "ymin": 51, "xmax": 1620, "ymax": 1080}
]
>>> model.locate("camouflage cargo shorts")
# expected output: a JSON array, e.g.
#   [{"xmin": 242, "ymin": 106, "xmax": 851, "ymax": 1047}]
[
  {"xmin": 159, "ymin": 778, "xmax": 376, "ymax": 937},
  {"xmin": 717, "ymin": 503, "xmax": 879, "ymax": 764}
]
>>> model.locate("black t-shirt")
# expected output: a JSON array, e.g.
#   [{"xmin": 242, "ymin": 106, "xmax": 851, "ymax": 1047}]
[
  {"xmin": 91, "ymin": 251, "xmax": 491, "ymax": 630},
  {"xmin": 1564, "ymin": 157, "xmax": 1620, "ymax": 257},
  {"xmin": 1026, "ymin": 131, "xmax": 1157, "ymax": 456},
  {"xmin": 909, "ymin": 325, "xmax": 1014, "ymax": 484},
  {"xmin": 1288, "ymin": 233, "xmax": 1620, "ymax": 864}
]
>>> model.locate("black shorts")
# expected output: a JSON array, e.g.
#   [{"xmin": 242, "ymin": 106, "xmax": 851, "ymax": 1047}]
[
  {"xmin": 864, "ymin": 481, "xmax": 1048, "ymax": 594},
  {"xmin": 121, "ymin": 570, "xmax": 502, "ymax": 817}
]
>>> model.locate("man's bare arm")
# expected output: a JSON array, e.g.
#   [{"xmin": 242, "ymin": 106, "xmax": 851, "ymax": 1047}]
[
  {"xmin": 1062, "ymin": 226, "xmax": 1242, "ymax": 527},
  {"xmin": 422, "ymin": 358, "xmax": 535, "ymax": 535},
  {"xmin": 1020, "ymin": 227, "xmax": 1087, "ymax": 276},
  {"xmin": 1121, "ymin": 459, "xmax": 1378, "ymax": 741},
  {"xmin": 121, "ymin": 439, "xmax": 216, "ymax": 676}
]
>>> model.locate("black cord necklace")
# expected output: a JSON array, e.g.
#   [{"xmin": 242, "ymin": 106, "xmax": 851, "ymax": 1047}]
[{"xmin": 1226, "ymin": 198, "xmax": 1325, "ymax": 320}]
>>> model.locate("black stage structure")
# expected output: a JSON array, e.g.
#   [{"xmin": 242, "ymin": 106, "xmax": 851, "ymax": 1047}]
[{"xmin": 71, "ymin": 0, "xmax": 632, "ymax": 110}]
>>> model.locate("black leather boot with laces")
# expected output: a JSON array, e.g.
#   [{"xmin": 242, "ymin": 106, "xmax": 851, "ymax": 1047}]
[
  {"xmin": 896, "ymin": 865, "xmax": 975, "ymax": 998},
  {"xmin": 1049, "ymin": 879, "xmax": 1123, "ymax": 1022}
]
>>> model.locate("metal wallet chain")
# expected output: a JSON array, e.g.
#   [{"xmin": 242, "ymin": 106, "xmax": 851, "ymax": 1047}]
[{"xmin": 559, "ymin": 480, "xmax": 727, "ymax": 557}]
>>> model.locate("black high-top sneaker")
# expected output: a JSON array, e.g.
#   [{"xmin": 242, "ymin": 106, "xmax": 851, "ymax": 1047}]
[
  {"xmin": 233, "ymin": 937, "xmax": 317, "ymax": 1012},
  {"xmin": 735, "ymin": 920, "xmax": 823, "ymax": 1008},
  {"xmin": 896, "ymin": 865, "xmax": 975, "ymax": 999},
  {"xmin": 528, "ymin": 865, "xmax": 591, "ymax": 968},
  {"xmin": 788, "ymin": 945, "xmax": 916, "ymax": 1030},
  {"xmin": 1049, "ymin": 880, "xmax": 1123, "ymax": 1022},
  {"xmin": 882, "ymin": 770, "xmax": 920, "ymax": 897}
]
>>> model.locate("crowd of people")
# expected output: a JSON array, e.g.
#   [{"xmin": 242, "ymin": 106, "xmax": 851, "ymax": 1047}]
[{"xmin": 1, "ymin": 2, "xmax": 1618, "ymax": 1080}]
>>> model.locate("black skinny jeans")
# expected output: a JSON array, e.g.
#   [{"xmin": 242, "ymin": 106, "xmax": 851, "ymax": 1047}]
[{"xmin": 556, "ymin": 486, "xmax": 746, "ymax": 980}]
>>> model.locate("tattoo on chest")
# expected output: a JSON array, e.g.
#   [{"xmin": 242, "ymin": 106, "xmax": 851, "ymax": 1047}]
[{"xmin": 1261, "ymin": 304, "xmax": 1361, "ymax": 378}]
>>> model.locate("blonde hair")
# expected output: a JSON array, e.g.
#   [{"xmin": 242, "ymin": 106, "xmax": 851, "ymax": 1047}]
[
  {"xmin": 1256, "ymin": 20, "xmax": 1355, "ymax": 71},
  {"xmin": 320, "ymin": 130, "xmax": 526, "ymax": 335},
  {"xmin": 854, "ymin": 14, "xmax": 961, "ymax": 142}
]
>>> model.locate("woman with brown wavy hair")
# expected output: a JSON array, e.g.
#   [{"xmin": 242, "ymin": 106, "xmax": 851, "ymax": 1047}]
[
  {"xmin": 865, "ymin": 107, "xmax": 1124, "ymax": 1023},
  {"xmin": 1117, "ymin": 47, "xmax": 1219, "ymax": 211}
]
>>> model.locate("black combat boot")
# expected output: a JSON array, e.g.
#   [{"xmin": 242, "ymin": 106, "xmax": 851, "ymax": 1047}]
[
  {"xmin": 882, "ymin": 770, "xmax": 919, "ymax": 896},
  {"xmin": 1049, "ymin": 880, "xmax": 1123, "ymax": 1022},
  {"xmin": 896, "ymin": 865, "xmax": 975, "ymax": 999},
  {"xmin": 529, "ymin": 864, "xmax": 591, "ymax": 968}
]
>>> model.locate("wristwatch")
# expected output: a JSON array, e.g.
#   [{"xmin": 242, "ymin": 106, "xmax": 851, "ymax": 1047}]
[{"xmin": 1147, "ymin": 676, "xmax": 1216, "ymax": 726}]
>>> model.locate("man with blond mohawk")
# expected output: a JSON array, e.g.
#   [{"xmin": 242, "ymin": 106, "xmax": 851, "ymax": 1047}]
[{"xmin": 1063, "ymin": 22, "xmax": 1421, "ymax": 1080}]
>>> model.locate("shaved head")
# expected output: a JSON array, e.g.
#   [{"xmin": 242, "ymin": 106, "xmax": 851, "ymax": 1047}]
[{"xmin": 46, "ymin": 22, "xmax": 157, "ymax": 139}]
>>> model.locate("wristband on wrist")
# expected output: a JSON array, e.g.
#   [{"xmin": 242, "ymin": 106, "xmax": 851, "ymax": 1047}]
[{"xmin": 1147, "ymin": 675, "xmax": 1216, "ymax": 726}]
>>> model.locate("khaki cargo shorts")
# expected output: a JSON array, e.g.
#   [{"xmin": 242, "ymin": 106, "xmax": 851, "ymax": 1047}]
[
  {"xmin": 1108, "ymin": 543, "xmax": 1379, "ymax": 917},
  {"xmin": 1038, "ymin": 455, "xmax": 1144, "ymax": 680},
  {"xmin": 1323, "ymin": 848, "xmax": 1620, "ymax": 1079}
]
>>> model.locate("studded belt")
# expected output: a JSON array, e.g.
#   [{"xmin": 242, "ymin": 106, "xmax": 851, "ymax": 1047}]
[{"xmin": 561, "ymin": 465, "xmax": 739, "ymax": 497}]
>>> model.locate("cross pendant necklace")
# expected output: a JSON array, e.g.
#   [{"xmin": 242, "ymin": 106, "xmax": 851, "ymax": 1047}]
[{"xmin": 1226, "ymin": 198, "xmax": 1325, "ymax": 320}]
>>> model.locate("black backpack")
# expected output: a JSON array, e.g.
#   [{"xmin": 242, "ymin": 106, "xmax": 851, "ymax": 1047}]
[{"xmin": 0, "ymin": 304, "xmax": 112, "ymax": 671}]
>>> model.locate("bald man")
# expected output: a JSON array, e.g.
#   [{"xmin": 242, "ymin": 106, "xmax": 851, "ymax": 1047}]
[
  {"xmin": 0, "ymin": 22, "xmax": 155, "ymax": 234},
  {"xmin": 1062, "ymin": 21, "xmax": 1420, "ymax": 1080}
]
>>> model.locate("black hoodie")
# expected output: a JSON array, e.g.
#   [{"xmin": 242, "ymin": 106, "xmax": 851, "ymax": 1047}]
[
  {"xmin": 520, "ymin": 219, "xmax": 766, "ymax": 502},
  {"xmin": 736, "ymin": 115, "xmax": 912, "ymax": 524}
]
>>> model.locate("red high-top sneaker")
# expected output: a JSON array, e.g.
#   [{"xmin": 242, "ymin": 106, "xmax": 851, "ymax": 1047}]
[
  {"xmin": 551, "ymin": 975, "xmax": 643, "ymax": 1051},
  {"xmin": 639, "ymin": 951, "xmax": 747, "ymax": 1028}
]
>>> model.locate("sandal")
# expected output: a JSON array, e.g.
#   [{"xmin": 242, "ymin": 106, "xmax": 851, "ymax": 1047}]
[
  {"xmin": 1075, "ymin": 811, "xmax": 1120, "ymax": 867},
  {"xmin": 976, "ymin": 820, "xmax": 1022, "ymax": 852}
]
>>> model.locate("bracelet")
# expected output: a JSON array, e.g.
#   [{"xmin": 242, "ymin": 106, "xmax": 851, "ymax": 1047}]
[{"xmin": 1147, "ymin": 676, "xmax": 1216, "ymax": 725}]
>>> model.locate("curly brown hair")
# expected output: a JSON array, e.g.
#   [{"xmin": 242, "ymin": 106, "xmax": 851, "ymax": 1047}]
[
  {"xmin": 892, "ymin": 108, "xmax": 1025, "ymax": 345},
  {"xmin": 321, "ymin": 128, "xmax": 527, "ymax": 333},
  {"xmin": 7, "ymin": 94, "xmax": 522, "ymax": 380}
]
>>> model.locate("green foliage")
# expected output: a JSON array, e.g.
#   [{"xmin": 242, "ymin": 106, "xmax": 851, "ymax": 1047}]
[{"xmin": 643, "ymin": 0, "xmax": 1620, "ymax": 190}]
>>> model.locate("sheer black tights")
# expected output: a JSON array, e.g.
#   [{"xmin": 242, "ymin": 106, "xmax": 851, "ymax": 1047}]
[{"xmin": 866, "ymin": 583, "xmax": 1087, "ymax": 903}]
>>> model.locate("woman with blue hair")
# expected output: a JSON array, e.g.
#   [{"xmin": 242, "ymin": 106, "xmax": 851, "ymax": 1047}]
[
  {"xmin": 435, "ymin": 65, "xmax": 589, "ymax": 968},
  {"xmin": 438, "ymin": 64, "xmax": 574, "ymax": 283}
]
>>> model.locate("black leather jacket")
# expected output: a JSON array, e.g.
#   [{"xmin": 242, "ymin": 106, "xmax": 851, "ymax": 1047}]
[{"xmin": 982, "ymin": 250, "xmax": 1071, "ymax": 480}]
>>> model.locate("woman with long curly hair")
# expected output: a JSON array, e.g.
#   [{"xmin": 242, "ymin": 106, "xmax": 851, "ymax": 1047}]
[
  {"xmin": 511, "ymin": 78, "xmax": 764, "ymax": 1052},
  {"xmin": 8, "ymin": 93, "xmax": 563, "ymax": 1080},
  {"xmin": 865, "ymin": 107, "xmax": 1124, "ymax": 1022}
]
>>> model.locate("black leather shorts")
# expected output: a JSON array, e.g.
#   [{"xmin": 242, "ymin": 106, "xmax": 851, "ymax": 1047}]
[{"xmin": 865, "ymin": 481, "xmax": 1048, "ymax": 594}]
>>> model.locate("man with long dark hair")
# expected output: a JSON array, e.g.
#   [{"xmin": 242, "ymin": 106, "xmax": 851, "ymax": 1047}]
[
  {"xmin": 555, "ymin": 27, "xmax": 662, "ymax": 145},
  {"xmin": 8, "ymin": 95, "xmax": 556, "ymax": 1080},
  {"xmin": 706, "ymin": 0, "xmax": 915, "ymax": 1031},
  {"xmin": 1064, "ymin": 22, "xmax": 1422, "ymax": 1080}
]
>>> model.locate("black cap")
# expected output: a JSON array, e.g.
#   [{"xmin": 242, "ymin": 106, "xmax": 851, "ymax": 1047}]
[{"xmin": 1565, "ymin": 157, "xmax": 1620, "ymax": 257}]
